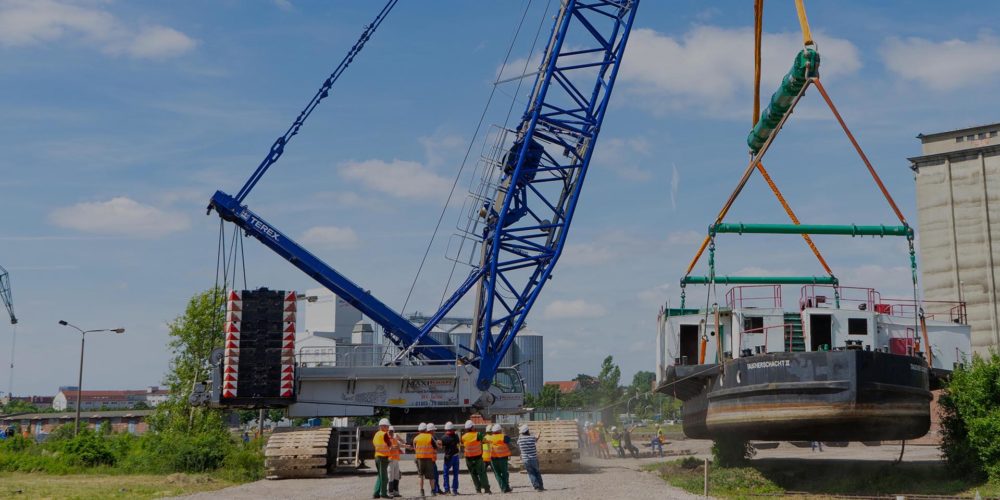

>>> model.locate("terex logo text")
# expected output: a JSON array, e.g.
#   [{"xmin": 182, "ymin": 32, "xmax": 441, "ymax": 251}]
[{"xmin": 250, "ymin": 217, "xmax": 281, "ymax": 242}]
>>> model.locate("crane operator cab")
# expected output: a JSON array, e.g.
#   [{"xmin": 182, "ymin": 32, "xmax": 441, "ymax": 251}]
[{"xmin": 483, "ymin": 367, "xmax": 525, "ymax": 414}]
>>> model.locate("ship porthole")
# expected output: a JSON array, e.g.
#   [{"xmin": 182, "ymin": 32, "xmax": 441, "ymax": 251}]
[{"xmin": 736, "ymin": 370, "xmax": 742, "ymax": 384}]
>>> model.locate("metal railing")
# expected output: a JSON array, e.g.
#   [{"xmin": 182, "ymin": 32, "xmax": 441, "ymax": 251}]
[
  {"xmin": 725, "ymin": 285, "xmax": 782, "ymax": 309},
  {"xmin": 296, "ymin": 343, "xmax": 465, "ymax": 368}
]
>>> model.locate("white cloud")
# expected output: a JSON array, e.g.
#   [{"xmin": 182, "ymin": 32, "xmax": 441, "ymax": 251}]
[
  {"xmin": 340, "ymin": 159, "xmax": 452, "ymax": 201},
  {"xmin": 667, "ymin": 230, "xmax": 703, "ymax": 246},
  {"xmin": 301, "ymin": 225, "xmax": 359, "ymax": 249},
  {"xmin": 543, "ymin": 299, "xmax": 607, "ymax": 319},
  {"xmin": 881, "ymin": 34, "xmax": 1000, "ymax": 91},
  {"xmin": 560, "ymin": 242, "xmax": 616, "ymax": 267},
  {"xmin": 273, "ymin": 0, "xmax": 293, "ymax": 11},
  {"xmin": 637, "ymin": 283, "xmax": 671, "ymax": 307},
  {"xmin": 670, "ymin": 164, "xmax": 680, "ymax": 210},
  {"xmin": 0, "ymin": 0, "xmax": 195, "ymax": 59},
  {"xmin": 122, "ymin": 26, "xmax": 196, "ymax": 59},
  {"xmin": 619, "ymin": 26, "xmax": 860, "ymax": 114},
  {"xmin": 592, "ymin": 137, "xmax": 653, "ymax": 182},
  {"xmin": 49, "ymin": 197, "xmax": 189, "ymax": 238}
]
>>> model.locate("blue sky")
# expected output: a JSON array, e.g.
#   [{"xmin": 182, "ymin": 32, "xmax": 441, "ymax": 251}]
[{"xmin": 2, "ymin": 0, "xmax": 999, "ymax": 397}]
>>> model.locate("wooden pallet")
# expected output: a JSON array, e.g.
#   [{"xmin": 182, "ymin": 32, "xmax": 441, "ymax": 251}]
[
  {"xmin": 264, "ymin": 428, "xmax": 334, "ymax": 480},
  {"xmin": 519, "ymin": 421, "xmax": 583, "ymax": 473}
]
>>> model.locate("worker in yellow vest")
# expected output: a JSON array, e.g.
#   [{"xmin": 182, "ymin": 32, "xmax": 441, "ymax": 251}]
[
  {"xmin": 460, "ymin": 420, "xmax": 492, "ymax": 494},
  {"xmin": 372, "ymin": 418, "xmax": 392, "ymax": 499},
  {"xmin": 386, "ymin": 426, "xmax": 402, "ymax": 498},
  {"xmin": 482, "ymin": 425, "xmax": 493, "ymax": 472},
  {"xmin": 413, "ymin": 422, "xmax": 439, "ymax": 497},
  {"xmin": 488, "ymin": 423, "xmax": 513, "ymax": 493}
]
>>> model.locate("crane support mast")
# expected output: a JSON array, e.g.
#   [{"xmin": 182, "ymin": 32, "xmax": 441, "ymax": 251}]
[{"xmin": 467, "ymin": 0, "xmax": 639, "ymax": 390}]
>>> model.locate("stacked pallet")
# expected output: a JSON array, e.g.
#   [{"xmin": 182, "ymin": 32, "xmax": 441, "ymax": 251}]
[
  {"xmin": 264, "ymin": 428, "xmax": 334, "ymax": 479},
  {"xmin": 512, "ymin": 420, "xmax": 581, "ymax": 473}
]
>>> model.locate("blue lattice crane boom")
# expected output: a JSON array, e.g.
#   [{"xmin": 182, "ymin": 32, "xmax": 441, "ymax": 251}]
[
  {"xmin": 208, "ymin": 0, "xmax": 640, "ymax": 391},
  {"xmin": 0, "ymin": 265, "xmax": 15, "ymax": 325}
]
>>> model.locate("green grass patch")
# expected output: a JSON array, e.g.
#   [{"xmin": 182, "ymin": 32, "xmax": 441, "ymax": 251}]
[
  {"xmin": 0, "ymin": 471, "xmax": 235, "ymax": 499},
  {"xmin": 645, "ymin": 457, "xmax": 1000, "ymax": 499}
]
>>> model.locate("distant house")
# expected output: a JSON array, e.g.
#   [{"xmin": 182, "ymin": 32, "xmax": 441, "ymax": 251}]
[
  {"xmin": 51, "ymin": 386, "xmax": 170, "ymax": 411},
  {"xmin": 545, "ymin": 381, "xmax": 580, "ymax": 394},
  {"xmin": 0, "ymin": 410, "xmax": 153, "ymax": 438},
  {"xmin": 7, "ymin": 395, "xmax": 54, "ymax": 407}
]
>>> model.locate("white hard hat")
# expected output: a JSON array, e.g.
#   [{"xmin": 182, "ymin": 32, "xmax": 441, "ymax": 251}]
[
  {"xmin": 428, "ymin": 423, "xmax": 437, "ymax": 431},
  {"xmin": 389, "ymin": 426, "xmax": 395, "ymax": 432},
  {"xmin": 611, "ymin": 426, "xmax": 617, "ymax": 431},
  {"xmin": 418, "ymin": 422, "xmax": 427, "ymax": 431},
  {"xmin": 492, "ymin": 423, "xmax": 502, "ymax": 433},
  {"xmin": 445, "ymin": 422, "xmax": 454, "ymax": 430},
  {"xmin": 464, "ymin": 420, "xmax": 474, "ymax": 429},
  {"xmin": 519, "ymin": 424, "xmax": 529, "ymax": 434},
  {"xmin": 379, "ymin": 418, "xmax": 391, "ymax": 427}
]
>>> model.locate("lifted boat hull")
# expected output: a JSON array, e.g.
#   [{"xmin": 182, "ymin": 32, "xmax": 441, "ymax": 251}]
[{"xmin": 658, "ymin": 350, "xmax": 931, "ymax": 442}]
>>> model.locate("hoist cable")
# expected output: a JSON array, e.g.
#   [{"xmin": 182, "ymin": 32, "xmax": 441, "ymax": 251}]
[
  {"xmin": 400, "ymin": 0, "xmax": 537, "ymax": 315},
  {"xmin": 235, "ymin": 0, "xmax": 399, "ymax": 203},
  {"xmin": 437, "ymin": 0, "xmax": 553, "ymax": 309}
]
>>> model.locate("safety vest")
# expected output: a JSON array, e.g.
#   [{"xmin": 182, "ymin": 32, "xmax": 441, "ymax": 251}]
[
  {"xmin": 388, "ymin": 435, "xmax": 401, "ymax": 461},
  {"xmin": 414, "ymin": 432, "xmax": 436, "ymax": 459},
  {"xmin": 373, "ymin": 430, "xmax": 390, "ymax": 458},
  {"xmin": 488, "ymin": 433, "xmax": 511, "ymax": 458},
  {"xmin": 482, "ymin": 436, "xmax": 492, "ymax": 461},
  {"xmin": 461, "ymin": 431, "xmax": 482, "ymax": 458}
]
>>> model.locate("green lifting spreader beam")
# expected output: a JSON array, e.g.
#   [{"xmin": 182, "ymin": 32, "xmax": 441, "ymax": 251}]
[
  {"xmin": 747, "ymin": 48, "xmax": 819, "ymax": 154},
  {"xmin": 682, "ymin": 275, "xmax": 839, "ymax": 286},
  {"xmin": 711, "ymin": 223, "xmax": 913, "ymax": 238}
]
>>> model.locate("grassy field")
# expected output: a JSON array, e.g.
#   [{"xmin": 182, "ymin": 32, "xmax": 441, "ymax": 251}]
[
  {"xmin": 646, "ymin": 457, "xmax": 1000, "ymax": 499},
  {"xmin": 0, "ymin": 472, "xmax": 235, "ymax": 499}
]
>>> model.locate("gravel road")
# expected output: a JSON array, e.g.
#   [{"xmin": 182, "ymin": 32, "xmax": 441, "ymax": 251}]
[{"xmin": 174, "ymin": 455, "xmax": 704, "ymax": 500}]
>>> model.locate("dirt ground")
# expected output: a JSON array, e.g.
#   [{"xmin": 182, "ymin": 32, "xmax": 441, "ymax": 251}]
[
  {"xmin": 172, "ymin": 440, "xmax": 944, "ymax": 500},
  {"xmin": 174, "ymin": 455, "xmax": 703, "ymax": 500}
]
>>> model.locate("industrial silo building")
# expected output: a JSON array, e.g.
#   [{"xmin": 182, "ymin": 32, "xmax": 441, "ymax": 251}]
[{"xmin": 909, "ymin": 123, "xmax": 1000, "ymax": 354}]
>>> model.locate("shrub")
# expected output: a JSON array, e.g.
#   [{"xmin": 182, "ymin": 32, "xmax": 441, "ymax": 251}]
[
  {"xmin": 940, "ymin": 351, "xmax": 1000, "ymax": 481},
  {"xmin": 0, "ymin": 434, "xmax": 33, "ymax": 453},
  {"xmin": 711, "ymin": 437, "xmax": 756, "ymax": 467},
  {"xmin": 58, "ymin": 429, "xmax": 116, "ymax": 467},
  {"xmin": 220, "ymin": 439, "xmax": 265, "ymax": 482}
]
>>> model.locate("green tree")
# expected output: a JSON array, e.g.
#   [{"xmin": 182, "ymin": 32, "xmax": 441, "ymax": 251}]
[
  {"xmin": 630, "ymin": 370, "xmax": 656, "ymax": 393},
  {"xmin": 0, "ymin": 400, "xmax": 39, "ymax": 415},
  {"xmin": 596, "ymin": 355, "xmax": 623, "ymax": 406},
  {"xmin": 940, "ymin": 351, "xmax": 1000, "ymax": 481},
  {"xmin": 152, "ymin": 287, "xmax": 225, "ymax": 433}
]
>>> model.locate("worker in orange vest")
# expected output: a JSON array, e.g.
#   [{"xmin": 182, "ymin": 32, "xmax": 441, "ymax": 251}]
[
  {"xmin": 372, "ymin": 418, "xmax": 392, "ymax": 499},
  {"xmin": 460, "ymin": 420, "xmax": 492, "ymax": 494},
  {"xmin": 488, "ymin": 423, "xmax": 513, "ymax": 493},
  {"xmin": 413, "ymin": 422, "xmax": 439, "ymax": 497},
  {"xmin": 386, "ymin": 425, "xmax": 402, "ymax": 498}
]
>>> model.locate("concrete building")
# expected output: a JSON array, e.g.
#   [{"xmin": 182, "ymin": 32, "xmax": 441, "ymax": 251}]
[
  {"xmin": 51, "ymin": 386, "xmax": 169, "ymax": 411},
  {"xmin": 1, "ymin": 410, "xmax": 152, "ymax": 438},
  {"xmin": 296, "ymin": 287, "xmax": 368, "ymax": 367},
  {"xmin": 909, "ymin": 123, "xmax": 1000, "ymax": 354}
]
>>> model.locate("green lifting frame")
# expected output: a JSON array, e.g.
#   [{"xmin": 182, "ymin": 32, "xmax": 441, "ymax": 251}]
[
  {"xmin": 682, "ymin": 275, "xmax": 839, "ymax": 286},
  {"xmin": 711, "ymin": 223, "xmax": 913, "ymax": 238}
]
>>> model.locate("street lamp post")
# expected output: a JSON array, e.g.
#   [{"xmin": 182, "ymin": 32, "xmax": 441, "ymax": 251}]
[{"xmin": 58, "ymin": 321, "xmax": 124, "ymax": 436}]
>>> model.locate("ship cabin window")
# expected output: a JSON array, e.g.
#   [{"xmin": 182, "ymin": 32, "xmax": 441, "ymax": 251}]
[
  {"xmin": 848, "ymin": 318, "xmax": 868, "ymax": 336},
  {"xmin": 743, "ymin": 316, "xmax": 764, "ymax": 334},
  {"xmin": 956, "ymin": 136, "xmax": 965, "ymax": 143},
  {"xmin": 679, "ymin": 324, "xmax": 700, "ymax": 365},
  {"xmin": 809, "ymin": 314, "xmax": 832, "ymax": 351}
]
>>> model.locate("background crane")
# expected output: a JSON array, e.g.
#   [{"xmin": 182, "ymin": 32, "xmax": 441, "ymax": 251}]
[{"xmin": 1, "ymin": 264, "xmax": 17, "ymax": 400}]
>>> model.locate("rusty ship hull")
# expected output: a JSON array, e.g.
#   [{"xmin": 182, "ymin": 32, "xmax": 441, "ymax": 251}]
[{"xmin": 660, "ymin": 350, "xmax": 932, "ymax": 442}]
